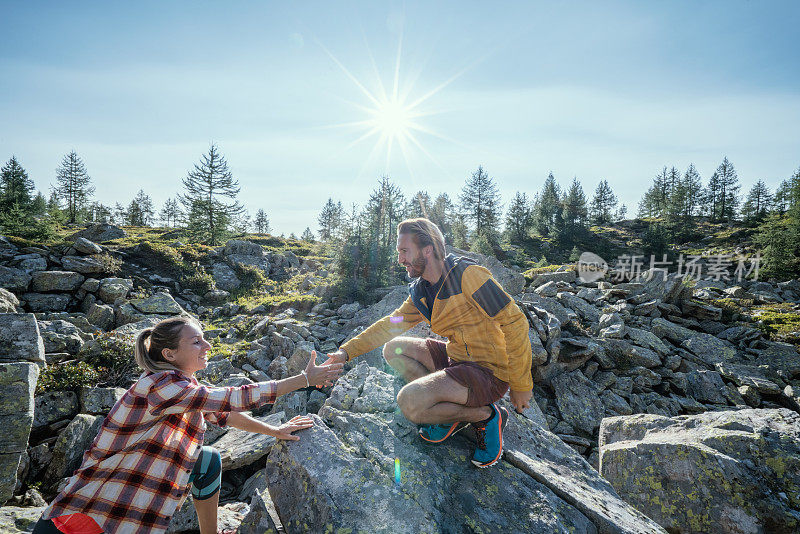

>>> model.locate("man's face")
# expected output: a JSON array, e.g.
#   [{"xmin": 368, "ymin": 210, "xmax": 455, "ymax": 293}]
[{"xmin": 397, "ymin": 233, "xmax": 427, "ymax": 279}]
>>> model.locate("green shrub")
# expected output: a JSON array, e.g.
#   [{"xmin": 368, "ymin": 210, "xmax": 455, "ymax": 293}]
[
  {"xmin": 231, "ymin": 262, "xmax": 269, "ymax": 294},
  {"xmin": 36, "ymin": 361, "xmax": 100, "ymax": 394},
  {"xmin": 96, "ymin": 252, "xmax": 123, "ymax": 275},
  {"xmin": 80, "ymin": 332, "xmax": 139, "ymax": 387},
  {"xmin": 182, "ymin": 266, "xmax": 216, "ymax": 294},
  {"xmin": 137, "ymin": 241, "xmax": 184, "ymax": 276}
]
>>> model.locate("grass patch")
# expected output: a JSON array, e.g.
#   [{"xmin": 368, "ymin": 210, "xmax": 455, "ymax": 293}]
[
  {"xmin": 751, "ymin": 303, "xmax": 800, "ymax": 343},
  {"xmin": 36, "ymin": 361, "xmax": 101, "ymax": 394}
]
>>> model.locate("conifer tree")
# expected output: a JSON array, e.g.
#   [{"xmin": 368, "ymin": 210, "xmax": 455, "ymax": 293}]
[
  {"xmin": 301, "ymin": 227, "xmax": 315, "ymax": 242},
  {"xmin": 179, "ymin": 144, "xmax": 244, "ymax": 245},
  {"xmin": 428, "ymin": 193, "xmax": 455, "ymax": 243},
  {"xmin": 680, "ymin": 164, "xmax": 704, "ymax": 218},
  {"xmin": 54, "ymin": 151, "xmax": 94, "ymax": 223},
  {"xmin": 31, "ymin": 192, "xmax": 47, "ymax": 217},
  {"xmin": 159, "ymin": 198, "xmax": 181, "ymax": 227},
  {"xmin": 254, "ymin": 209, "xmax": 271, "ymax": 234},
  {"xmin": 504, "ymin": 192, "xmax": 533, "ymax": 246},
  {"xmin": 533, "ymin": 173, "xmax": 562, "ymax": 237},
  {"xmin": 712, "ymin": 157, "xmax": 740, "ymax": 221},
  {"xmin": 318, "ymin": 198, "xmax": 343, "ymax": 241},
  {"xmin": 459, "ymin": 166, "xmax": 502, "ymax": 243},
  {"xmin": 0, "ymin": 156, "xmax": 35, "ymax": 214},
  {"xmin": 561, "ymin": 177, "xmax": 588, "ymax": 243},
  {"xmin": 589, "ymin": 180, "xmax": 618, "ymax": 225},
  {"xmin": 126, "ymin": 190, "xmax": 154, "ymax": 226},
  {"xmin": 741, "ymin": 180, "xmax": 772, "ymax": 223},
  {"xmin": 404, "ymin": 191, "xmax": 432, "ymax": 219}
]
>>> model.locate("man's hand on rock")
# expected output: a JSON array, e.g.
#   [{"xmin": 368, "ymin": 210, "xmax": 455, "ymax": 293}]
[{"xmin": 510, "ymin": 389, "xmax": 532, "ymax": 413}]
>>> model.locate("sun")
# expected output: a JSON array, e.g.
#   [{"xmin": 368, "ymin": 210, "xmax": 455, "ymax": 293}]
[{"xmin": 371, "ymin": 98, "xmax": 413, "ymax": 140}]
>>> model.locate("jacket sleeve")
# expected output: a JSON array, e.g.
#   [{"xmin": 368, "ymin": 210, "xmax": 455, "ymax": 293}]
[
  {"xmin": 340, "ymin": 296, "xmax": 423, "ymax": 360},
  {"xmin": 203, "ymin": 411, "xmax": 230, "ymax": 427},
  {"xmin": 460, "ymin": 265, "xmax": 533, "ymax": 392},
  {"xmin": 146, "ymin": 371, "xmax": 277, "ymax": 417}
]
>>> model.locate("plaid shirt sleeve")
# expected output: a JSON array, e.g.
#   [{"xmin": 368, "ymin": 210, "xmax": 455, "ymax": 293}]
[
  {"xmin": 146, "ymin": 371, "xmax": 277, "ymax": 417},
  {"xmin": 203, "ymin": 411, "xmax": 230, "ymax": 427}
]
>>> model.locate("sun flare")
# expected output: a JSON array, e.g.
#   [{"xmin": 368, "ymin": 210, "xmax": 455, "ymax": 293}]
[{"xmin": 372, "ymin": 98, "xmax": 413, "ymax": 139}]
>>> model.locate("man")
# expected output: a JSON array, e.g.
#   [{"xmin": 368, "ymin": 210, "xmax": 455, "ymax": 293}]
[{"xmin": 324, "ymin": 218, "xmax": 533, "ymax": 468}]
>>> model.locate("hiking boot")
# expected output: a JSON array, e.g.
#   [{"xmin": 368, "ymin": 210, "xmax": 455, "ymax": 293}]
[
  {"xmin": 471, "ymin": 403, "xmax": 507, "ymax": 468},
  {"xmin": 419, "ymin": 421, "xmax": 469, "ymax": 444}
]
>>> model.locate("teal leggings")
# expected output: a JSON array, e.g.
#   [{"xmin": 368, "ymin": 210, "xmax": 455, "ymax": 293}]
[{"xmin": 188, "ymin": 446, "xmax": 222, "ymax": 500}]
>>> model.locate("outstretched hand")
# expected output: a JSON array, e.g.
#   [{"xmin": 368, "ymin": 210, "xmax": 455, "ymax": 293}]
[
  {"xmin": 272, "ymin": 415, "xmax": 314, "ymax": 441},
  {"xmin": 305, "ymin": 350, "xmax": 344, "ymax": 388}
]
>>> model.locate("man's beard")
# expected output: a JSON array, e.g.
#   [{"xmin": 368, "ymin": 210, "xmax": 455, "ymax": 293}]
[{"xmin": 405, "ymin": 253, "xmax": 427, "ymax": 279}]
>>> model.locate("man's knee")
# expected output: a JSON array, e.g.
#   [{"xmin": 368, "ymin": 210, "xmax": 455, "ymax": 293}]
[
  {"xmin": 396, "ymin": 382, "xmax": 423, "ymax": 423},
  {"xmin": 383, "ymin": 339, "xmax": 400, "ymax": 362}
]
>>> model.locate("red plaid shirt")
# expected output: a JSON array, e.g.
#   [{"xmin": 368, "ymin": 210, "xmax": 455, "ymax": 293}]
[{"xmin": 42, "ymin": 370, "xmax": 277, "ymax": 534}]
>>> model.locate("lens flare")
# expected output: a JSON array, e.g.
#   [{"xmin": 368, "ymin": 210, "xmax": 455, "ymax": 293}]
[
  {"xmin": 390, "ymin": 316, "xmax": 404, "ymax": 324},
  {"xmin": 394, "ymin": 458, "xmax": 401, "ymax": 485}
]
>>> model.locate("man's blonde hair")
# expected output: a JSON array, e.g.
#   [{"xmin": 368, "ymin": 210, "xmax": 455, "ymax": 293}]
[{"xmin": 397, "ymin": 218, "xmax": 446, "ymax": 260}]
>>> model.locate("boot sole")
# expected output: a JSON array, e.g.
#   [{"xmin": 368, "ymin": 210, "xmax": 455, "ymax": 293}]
[{"xmin": 419, "ymin": 421, "xmax": 470, "ymax": 444}]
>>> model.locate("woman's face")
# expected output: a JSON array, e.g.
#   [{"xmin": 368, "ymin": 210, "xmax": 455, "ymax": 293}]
[{"xmin": 163, "ymin": 323, "xmax": 212, "ymax": 376}]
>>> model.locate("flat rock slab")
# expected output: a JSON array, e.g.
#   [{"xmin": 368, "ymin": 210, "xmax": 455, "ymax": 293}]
[
  {"xmin": 600, "ymin": 409, "xmax": 800, "ymax": 534},
  {"xmin": 213, "ymin": 412, "xmax": 284, "ymax": 470}
]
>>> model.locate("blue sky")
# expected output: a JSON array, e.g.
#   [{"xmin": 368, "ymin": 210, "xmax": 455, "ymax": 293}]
[{"xmin": 1, "ymin": 1, "xmax": 799, "ymax": 235}]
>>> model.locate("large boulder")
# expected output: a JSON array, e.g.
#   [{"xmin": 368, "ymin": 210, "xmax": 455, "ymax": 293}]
[
  {"xmin": 21, "ymin": 292, "xmax": 72, "ymax": 312},
  {"xmin": 39, "ymin": 319, "xmax": 86, "ymax": 354},
  {"xmin": 551, "ymin": 369, "xmax": 605, "ymax": 436},
  {"xmin": 86, "ymin": 302, "xmax": 115, "ymax": 330},
  {"xmin": 33, "ymin": 390, "xmax": 79, "ymax": 429},
  {"xmin": 212, "ymin": 412, "xmax": 284, "ymax": 470},
  {"xmin": 97, "ymin": 277, "xmax": 133, "ymax": 303},
  {"xmin": 0, "ymin": 266, "xmax": 31, "ymax": 292},
  {"xmin": 30, "ymin": 271, "xmax": 85, "ymax": 292},
  {"xmin": 0, "ymin": 313, "xmax": 45, "ymax": 364},
  {"xmin": 129, "ymin": 291, "xmax": 185, "ymax": 315},
  {"xmin": 264, "ymin": 363, "xmax": 663, "ymax": 533},
  {"xmin": 600, "ymin": 409, "xmax": 800, "ymax": 534},
  {"xmin": 211, "ymin": 262, "xmax": 241, "ymax": 292},
  {"xmin": 73, "ymin": 236, "xmax": 102, "ymax": 255},
  {"xmin": 0, "ymin": 363, "xmax": 39, "ymax": 505},
  {"xmin": 448, "ymin": 246, "xmax": 526, "ymax": 296},
  {"xmin": 60, "ymin": 256, "xmax": 105, "ymax": 275},
  {"xmin": 72, "ymin": 223, "xmax": 127, "ymax": 243},
  {"xmin": 45, "ymin": 413, "xmax": 104, "ymax": 486},
  {"xmin": 0, "ymin": 288, "xmax": 20, "ymax": 313}
]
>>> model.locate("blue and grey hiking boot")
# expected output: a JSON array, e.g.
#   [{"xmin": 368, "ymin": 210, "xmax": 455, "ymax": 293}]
[
  {"xmin": 419, "ymin": 421, "xmax": 470, "ymax": 444},
  {"xmin": 471, "ymin": 403, "xmax": 508, "ymax": 468}
]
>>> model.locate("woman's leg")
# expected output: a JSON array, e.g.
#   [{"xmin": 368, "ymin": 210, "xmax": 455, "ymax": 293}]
[{"xmin": 190, "ymin": 446, "xmax": 222, "ymax": 534}]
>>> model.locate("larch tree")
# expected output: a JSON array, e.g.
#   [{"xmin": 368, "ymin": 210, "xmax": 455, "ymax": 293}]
[
  {"xmin": 301, "ymin": 227, "xmax": 315, "ymax": 242},
  {"xmin": 533, "ymin": 173, "xmax": 562, "ymax": 237},
  {"xmin": 254, "ymin": 209, "xmax": 271, "ymax": 235},
  {"xmin": 459, "ymin": 166, "xmax": 502, "ymax": 243},
  {"xmin": 159, "ymin": 198, "xmax": 181, "ymax": 227},
  {"xmin": 741, "ymin": 180, "xmax": 772, "ymax": 223},
  {"xmin": 55, "ymin": 151, "xmax": 94, "ymax": 223},
  {"xmin": 179, "ymin": 144, "xmax": 244, "ymax": 245},
  {"xmin": 561, "ymin": 177, "xmax": 588, "ymax": 244},
  {"xmin": 318, "ymin": 198, "xmax": 343, "ymax": 241}
]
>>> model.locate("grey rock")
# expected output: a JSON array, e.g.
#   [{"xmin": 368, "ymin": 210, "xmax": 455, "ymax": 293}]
[
  {"xmin": 686, "ymin": 370, "xmax": 729, "ymax": 405},
  {"xmin": 18, "ymin": 256, "xmax": 48, "ymax": 273},
  {"xmin": 33, "ymin": 390, "xmax": 79, "ymax": 429},
  {"xmin": 31, "ymin": 271, "xmax": 85, "ymax": 292},
  {"xmin": 519, "ymin": 293, "xmax": 577, "ymax": 326},
  {"xmin": 285, "ymin": 341, "xmax": 319, "ymax": 376},
  {"xmin": 270, "ymin": 391, "xmax": 308, "ymax": 419},
  {"xmin": 86, "ymin": 302, "xmax": 115, "ymax": 330},
  {"xmin": 45, "ymin": 413, "xmax": 104, "ymax": 485},
  {"xmin": 625, "ymin": 326, "xmax": 671, "ymax": 355},
  {"xmin": 72, "ymin": 223, "xmax": 127, "ymax": 243},
  {"xmin": 223, "ymin": 239, "xmax": 263, "ymax": 256},
  {"xmin": 601, "ymin": 339, "xmax": 661, "ymax": 369},
  {"xmin": 195, "ymin": 358, "xmax": 236, "ymax": 384},
  {"xmin": 0, "ymin": 314, "xmax": 45, "ymax": 364},
  {"xmin": 214, "ymin": 412, "xmax": 284, "ymax": 470},
  {"xmin": 641, "ymin": 274, "xmax": 689, "ymax": 304},
  {"xmin": 97, "ymin": 277, "xmax": 133, "ymax": 303},
  {"xmin": 267, "ymin": 356, "xmax": 288, "ymax": 379},
  {"xmin": 211, "ymin": 262, "xmax": 241, "ymax": 292},
  {"xmin": 203, "ymin": 289, "xmax": 230, "ymax": 303},
  {"xmin": 601, "ymin": 390, "xmax": 633, "ymax": 416},
  {"xmin": 0, "ymin": 266, "xmax": 32, "ymax": 292},
  {"xmin": 80, "ymin": 387, "xmax": 126, "ymax": 414},
  {"xmin": 39, "ymin": 319, "xmax": 85, "ymax": 354},
  {"xmin": 130, "ymin": 291, "xmax": 185, "ymax": 315},
  {"xmin": 0, "ymin": 505, "xmax": 45, "ymax": 532},
  {"xmin": 600, "ymin": 409, "xmax": 800, "ymax": 534},
  {"xmin": 651, "ymin": 317, "xmax": 697, "ymax": 344},
  {"xmin": 534, "ymin": 280, "xmax": 559, "ymax": 297},
  {"xmin": 73, "ymin": 236, "xmax": 102, "ymax": 254},
  {"xmin": 755, "ymin": 342, "xmax": 800, "ymax": 378},
  {"xmin": 238, "ymin": 489, "xmax": 279, "ymax": 534},
  {"xmin": 337, "ymin": 301, "xmax": 362, "ymax": 319},
  {"xmin": 551, "ymin": 370, "xmax": 604, "ymax": 436},
  {"xmin": 681, "ymin": 334, "xmax": 736, "ymax": 365},
  {"xmin": 0, "ymin": 362, "xmax": 39, "ymax": 505},
  {"xmin": 715, "ymin": 362, "xmax": 782, "ymax": 395},
  {"xmin": 21, "ymin": 292, "xmax": 71, "ymax": 312},
  {"xmin": 80, "ymin": 278, "xmax": 100, "ymax": 292},
  {"xmin": 531, "ymin": 270, "xmax": 577, "ymax": 287},
  {"xmin": 0, "ymin": 288, "xmax": 20, "ymax": 313},
  {"xmin": 60, "ymin": 255, "xmax": 105, "ymax": 274},
  {"xmin": 556, "ymin": 292, "xmax": 600, "ymax": 322}
]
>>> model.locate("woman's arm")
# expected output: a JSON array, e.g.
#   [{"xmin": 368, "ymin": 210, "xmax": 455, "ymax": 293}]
[{"xmin": 226, "ymin": 411, "xmax": 314, "ymax": 441}]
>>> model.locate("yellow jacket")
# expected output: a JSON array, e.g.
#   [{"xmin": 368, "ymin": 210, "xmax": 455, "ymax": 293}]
[{"xmin": 341, "ymin": 254, "xmax": 533, "ymax": 392}]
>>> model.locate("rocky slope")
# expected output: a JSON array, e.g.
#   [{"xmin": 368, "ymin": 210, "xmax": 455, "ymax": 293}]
[{"xmin": 0, "ymin": 225, "xmax": 798, "ymax": 533}]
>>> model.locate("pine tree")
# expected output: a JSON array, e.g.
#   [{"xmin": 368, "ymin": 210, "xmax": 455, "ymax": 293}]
[
  {"xmin": 0, "ymin": 156, "xmax": 35, "ymax": 214},
  {"xmin": 112, "ymin": 202, "xmax": 126, "ymax": 226},
  {"xmin": 404, "ymin": 191, "xmax": 432, "ymax": 219},
  {"xmin": 54, "ymin": 151, "xmax": 94, "ymax": 223},
  {"xmin": 179, "ymin": 144, "xmax": 244, "ymax": 245},
  {"xmin": 31, "ymin": 192, "xmax": 47, "ymax": 217},
  {"xmin": 47, "ymin": 191, "xmax": 66, "ymax": 224},
  {"xmin": 125, "ymin": 190, "xmax": 154, "ymax": 226},
  {"xmin": 680, "ymin": 164, "xmax": 704, "ymax": 218},
  {"xmin": 713, "ymin": 157, "xmax": 740, "ymax": 221},
  {"xmin": 459, "ymin": 166, "xmax": 502, "ymax": 243},
  {"xmin": 429, "ymin": 193, "xmax": 455, "ymax": 243},
  {"xmin": 561, "ymin": 177, "xmax": 588, "ymax": 244},
  {"xmin": 88, "ymin": 202, "xmax": 112, "ymax": 223},
  {"xmin": 254, "ymin": 209, "xmax": 271, "ymax": 234},
  {"xmin": 741, "ymin": 180, "xmax": 772, "ymax": 223},
  {"xmin": 638, "ymin": 167, "xmax": 671, "ymax": 218},
  {"xmin": 450, "ymin": 213, "xmax": 469, "ymax": 249},
  {"xmin": 504, "ymin": 192, "xmax": 533, "ymax": 246},
  {"xmin": 318, "ymin": 198, "xmax": 343, "ymax": 241},
  {"xmin": 159, "ymin": 198, "xmax": 181, "ymax": 227},
  {"xmin": 590, "ymin": 180, "xmax": 618, "ymax": 225},
  {"xmin": 301, "ymin": 227, "xmax": 315, "ymax": 242},
  {"xmin": 532, "ymin": 173, "xmax": 562, "ymax": 237},
  {"xmin": 362, "ymin": 177, "xmax": 405, "ymax": 287}
]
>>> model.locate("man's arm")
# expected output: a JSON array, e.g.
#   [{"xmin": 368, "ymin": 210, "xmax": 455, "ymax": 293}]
[
  {"xmin": 461, "ymin": 265, "xmax": 533, "ymax": 411},
  {"xmin": 333, "ymin": 296, "xmax": 423, "ymax": 362}
]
